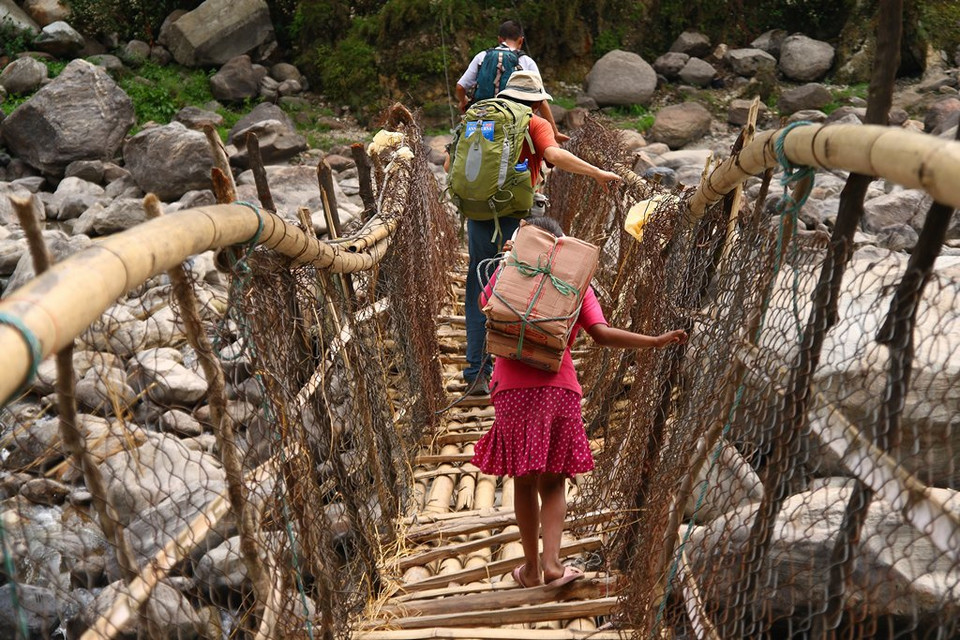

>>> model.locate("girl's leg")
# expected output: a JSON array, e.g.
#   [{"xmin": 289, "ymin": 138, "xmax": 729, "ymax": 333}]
[
  {"xmin": 537, "ymin": 472, "xmax": 567, "ymax": 583},
  {"xmin": 513, "ymin": 473, "xmax": 543, "ymax": 586}
]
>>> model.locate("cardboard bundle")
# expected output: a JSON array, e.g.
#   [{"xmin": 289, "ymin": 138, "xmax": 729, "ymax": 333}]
[{"xmin": 483, "ymin": 221, "xmax": 599, "ymax": 372}]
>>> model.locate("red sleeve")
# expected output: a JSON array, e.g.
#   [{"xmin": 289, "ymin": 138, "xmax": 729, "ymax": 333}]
[
  {"xmin": 527, "ymin": 114, "xmax": 558, "ymax": 156},
  {"xmin": 576, "ymin": 286, "xmax": 607, "ymax": 331}
]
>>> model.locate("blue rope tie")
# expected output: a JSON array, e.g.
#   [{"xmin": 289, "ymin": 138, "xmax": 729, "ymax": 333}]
[
  {"xmin": 234, "ymin": 200, "xmax": 265, "ymax": 255},
  {"xmin": 0, "ymin": 311, "xmax": 42, "ymax": 398},
  {"xmin": 773, "ymin": 121, "xmax": 815, "ymax": 213}
]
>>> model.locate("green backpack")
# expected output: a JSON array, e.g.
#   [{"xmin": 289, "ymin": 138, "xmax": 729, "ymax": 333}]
[{"xmin": 448, "ymin": 98, "xmax": 535, "ymax": 230}]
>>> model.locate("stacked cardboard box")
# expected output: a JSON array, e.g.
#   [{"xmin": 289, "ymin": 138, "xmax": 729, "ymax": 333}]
[{"xmin": 483, "ymin": 221, "xmax": 599, "ymax": 372}]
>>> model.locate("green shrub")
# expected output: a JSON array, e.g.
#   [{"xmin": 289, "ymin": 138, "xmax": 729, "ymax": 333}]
[
  {"xmin": 312, "ymin": 34, "xmax": 380, "ymax": 115},
  {"xmin": 117, "ymin": 62, "xmax": 215, "ymax": 127},
  {"xmin": 65, "ymin": 0, "xmax": 201, "ymax": 42},
  {"xmin": 0, "ymin": 18, "xmax": 33, "ymax": 57}
]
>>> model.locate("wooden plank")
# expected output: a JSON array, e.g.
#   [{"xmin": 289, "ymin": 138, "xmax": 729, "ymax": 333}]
[
  {"xmin": 354, "ymin": 630, "xmax": 626, "ymax": 640},
  {"xmin": 366, "ymin": 596, "xmax": 618, "ymax": 630},
  {"xmin": 416, "ymin": 453, "xmax": 478, "ymax": 466},
  {"xmin": 398, "ymin": 511, "xmax": 615, "ymax": 570},
  {"xmin": 378, "ymin": 574, "xmax": 618, "ymax": 619},
  {"xmin": 405, "ymin": 510, "xmax": 518, "ymax": 543},
  {"xmin": 399, "ymin": 537, "xmax": 603, "ymax": 593}
]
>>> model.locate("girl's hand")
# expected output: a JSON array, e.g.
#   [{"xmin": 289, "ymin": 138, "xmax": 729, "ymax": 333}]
[{"xmin": 658, "ymin": 330, "xmax": 688, "ymax": 347}]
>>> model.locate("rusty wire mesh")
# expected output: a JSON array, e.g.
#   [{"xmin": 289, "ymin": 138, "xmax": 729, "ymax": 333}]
[
  {"xmin": 0, "ymin": 112, "xmax": 454, "ymax": 639},
  {"xmin": 554, "ymin": 117, "xmax": 960, "ymax": 638}
]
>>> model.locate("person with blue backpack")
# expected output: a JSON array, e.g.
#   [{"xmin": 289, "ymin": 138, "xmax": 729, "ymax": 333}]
[
  {"xmin": 455, "ymin": 20, "xmax": 567, "ymax": 142},
  {"xmin": 446, "ymin": 70, "xmax": 621, "ymax": 396}
]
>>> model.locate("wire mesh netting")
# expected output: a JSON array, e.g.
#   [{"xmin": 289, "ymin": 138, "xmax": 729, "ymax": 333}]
[
  {"xmin": 0, "ymin": 104, "xmax": 958, "ymax": 640},
  {"xmin": 557, "ymin": 117, "xmax": 960, "ymax": 639},
  {"xmin": 0, "ymin": 110, "xmax": 456, "ymax": 639}
]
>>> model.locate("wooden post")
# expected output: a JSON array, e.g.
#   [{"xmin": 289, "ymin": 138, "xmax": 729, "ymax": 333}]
[
  {"xmin": 351, "ymin": 142, "xmax": 378, "ymax": 219},
  {"xmin": 246, "ymin": 132, "xmax": 277, "ymax": 213}
]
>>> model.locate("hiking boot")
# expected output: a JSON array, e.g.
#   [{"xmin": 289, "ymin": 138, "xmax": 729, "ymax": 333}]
[{"xmin": 466, "ymin": 372, "xmax": 490, "ymax": 396}]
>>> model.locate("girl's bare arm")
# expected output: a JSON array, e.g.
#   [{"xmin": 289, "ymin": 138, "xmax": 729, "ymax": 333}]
[{"xmin": 585, "ymin": 323, "xmax": 687, "ymax": 349}]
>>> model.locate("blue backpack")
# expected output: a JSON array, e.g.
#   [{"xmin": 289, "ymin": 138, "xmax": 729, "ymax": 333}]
[{"xmin": 473, "ymin": 48, "xmax": 523, "ymax": 101}]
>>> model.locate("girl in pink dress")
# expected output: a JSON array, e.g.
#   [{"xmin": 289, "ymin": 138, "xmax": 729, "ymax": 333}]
[{"xmin": 472, "ymin": 216, "xmax": 687, "ymax": 588}]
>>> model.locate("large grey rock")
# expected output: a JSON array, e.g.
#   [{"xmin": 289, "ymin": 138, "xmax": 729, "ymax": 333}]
[
  {"xmin": 862, "ymin": 189, "xmax": 929, "ymax": 234},
  {"xmin": 0, "ymin": 59, "xmax": 133, "ymax": 177},
  {"xmin": 653, "ymin": 52, "xmax": 689, "ymax": 79},
  {"xmin": 924, "ymin": 97, "xmax": 960, "ymax": 133},
  {"xmin": 725, "ymin": 48, "xmax": 776, "ymax": 77},
  {"xmin": 128, "ymin": 348, "xmax": 208, "ymax": 406},
  {"xmin": 159, "ymin": 0, "xmax": 276, "ymax": 67},
  {"xmin": 101, "ymin": 433, "xmax": 226, "ymax": 526},
  {"xmin": 648, "ymin": 102, "xmax": 712, "ymax": 149},
  {"xmin": 0, "ymin": 584, "xmax": 59, "ymax": 638},
  {"xmin": 74, "ymin": 580, "xmax": 203, "ymax": 639},
  {"xmin": 0, "ymin": 183, "xmax": 45, "ymax": 225},
  {"xmin": 0, "ymin": 0, "xmax": 40, "ymax": 35},
  {"xmin": 229, "ymin": 118, "xmax": 307, "ymax": 168},
  {"xmin": 0, "ymin": 56, "xmax": 48, "ymax": 94},
  {"xmin": 72, "ymin": 197, "xmax": 146, "ymax": 236},
  {"xmin": 677, "ymin": 57, "xmax": 716, "ymax": 87},
  {"xmin": 778, "ymin": 82, "xmax": 832, "ymax": 114},
  {"xmin": 123, "ymin": 122, "xmax": 213, "ymax": 201},
  {"xmin": 4, "ymin": 230, "xmax": 89, "ymax": 295},
  {"xmin": 585, "ymin": 49, "xmax": 657, "ymax": 106},
  {"xmin": 21, "ymin": 0, "xmax": 69, "ymax": 27},
  {"xmin": 686, "ymin": 481, "xmax": 960, "ymax": 618},
  {"xmin": 235, "ymin": 165, "xmax": 360, "ymax": 235},
  {"xmin": 728, "ymin": 98, "xmax": 769, "ymax": 126},
  {"xmin": 750, "ymin": 29, "xmax": 787, "ymax": 57},
  {"xmin": 32, "ymin": 20, "xmax": 84, "ymax": 57},
  {"xmin": 669, "ymin": 31, "xmax": 712, "ymax": 58},
  {"xmin": 779, "ymin": 34, "xmax": 835, "ymax": 82},
  {"xmin": 209, "ymin": 54, "xmax": 262, "ymax": 101},
  {"xmin": 227, "ymin": 101, "xmax": 295, "ymax": 143}
]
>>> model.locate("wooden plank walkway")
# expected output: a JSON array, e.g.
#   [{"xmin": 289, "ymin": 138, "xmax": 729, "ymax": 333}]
[{"xmin": 357, "ymin": 266, "xmax": 627, "ymax": 638}]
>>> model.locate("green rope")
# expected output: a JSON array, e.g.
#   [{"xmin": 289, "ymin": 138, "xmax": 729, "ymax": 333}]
[
  {"xmin": 0, "ymin": 515, "xmax": 30, "ymax": 638},
  {"xmin": 481, "ymin": 247, "xmax": 585, "ymax": 360},
  {"xmin": 652, "ymin": 122, "xmax": 815, "ymax": 637},
  {"xmin": 0, "ymin": 311, "xmax": 42, "ymax": 399}
]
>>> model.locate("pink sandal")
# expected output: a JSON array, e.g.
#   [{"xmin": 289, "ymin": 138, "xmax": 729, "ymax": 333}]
[{"xmin": 546, "ymin": 565, "xmax": 584, "ymax": 587}]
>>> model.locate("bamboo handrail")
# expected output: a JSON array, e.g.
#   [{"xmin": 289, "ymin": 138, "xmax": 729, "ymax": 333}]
[
  {"xmin": 688, "ymin": 124, "xmax": 960, "ymax": 218},
  {"xmin": 0, "ymin": 179, "xmax": 405, "ymax": 406}
]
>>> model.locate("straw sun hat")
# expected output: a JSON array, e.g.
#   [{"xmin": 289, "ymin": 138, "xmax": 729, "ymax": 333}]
[{"xmin": 497, "ymin": 70, "xmax": 553, "ymax": 102}]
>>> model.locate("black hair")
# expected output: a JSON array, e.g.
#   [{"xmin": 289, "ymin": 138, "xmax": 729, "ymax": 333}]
[
  {"xmin": 525, "ymin": 216, "xmax": 564, "ymax": 237},
  {"xmin": 499, "ymin": 20, "xmax": 524, "ymax": 41}
]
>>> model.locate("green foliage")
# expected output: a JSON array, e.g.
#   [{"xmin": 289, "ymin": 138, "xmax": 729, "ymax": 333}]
[
  {"xmin": 606, "ymin": 104, "xmax": 655, "ymax": 133},
  {"xmin": 916, "ymin": 0, "xmax": 960, "ymax": 52},
  {"xmin": 314, "ymin": 34, "xmax": 380, "ymax": 113},
  {"xmin": 0, "ymin": 19, "xmax": 33, "ymax": 57},
  {"xmin": 65, "ymin": 0, "xmax": 202, "ymax": 42},
  {"xmin": 117, "ymin": 62, "xmax": 215, "ymax": 126}
]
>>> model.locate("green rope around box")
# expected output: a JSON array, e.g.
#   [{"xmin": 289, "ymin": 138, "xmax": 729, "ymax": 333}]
[{"xmin": 481, "ymin": 248, "xmax": 584, "ymax": 360}]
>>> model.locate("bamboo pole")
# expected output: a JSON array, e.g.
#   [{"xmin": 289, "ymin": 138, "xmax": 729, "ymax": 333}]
[
  {"xmin": 688, "ymin": 124, "xmax": 960, "ymax": 218},
  {"xmin": 203, "ymin": 125, "xmax": 237, "ymax": 197},
  {"xmin": 0, "ymin": 177, "xmax": 407, "ymax": 405}
]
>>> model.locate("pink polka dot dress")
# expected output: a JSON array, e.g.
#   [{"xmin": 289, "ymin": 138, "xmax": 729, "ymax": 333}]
[
  {"xmin": 471, "ymin": 284, "xmax": 607, "ymax": 478},
  {"xmin": 472, "ymin": 386, "xmax": 594, "ymax": 477}
]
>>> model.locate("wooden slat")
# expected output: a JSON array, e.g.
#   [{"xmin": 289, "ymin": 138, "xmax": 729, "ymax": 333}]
[
  {"xmin": 355, "ymin": 630, "xmax": 625, "ymax": 640},
  {"xmin": 378, "ymin": 574, "xmax": 618, "ymax": 619},
  {"xmin": 399, "ymin": 537, "xmax": 603, "ymax": 593},
  {"xmin": 366, "ymin": 596, "xmax": 618, "ymax": 630},
  {"xmin": 398, "ymin": 511, "xmax": 615, "ymax": 570}
]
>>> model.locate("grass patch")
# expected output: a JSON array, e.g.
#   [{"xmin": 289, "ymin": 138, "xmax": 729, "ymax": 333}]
[{"xmin": 605, "ymin": 104, "xmax": 656, "ymax": 133}]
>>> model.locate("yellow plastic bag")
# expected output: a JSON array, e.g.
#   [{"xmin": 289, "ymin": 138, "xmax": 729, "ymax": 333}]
[{"xmin": 624, "ymin": 193, "xmax": 680, "ymax": 242}]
